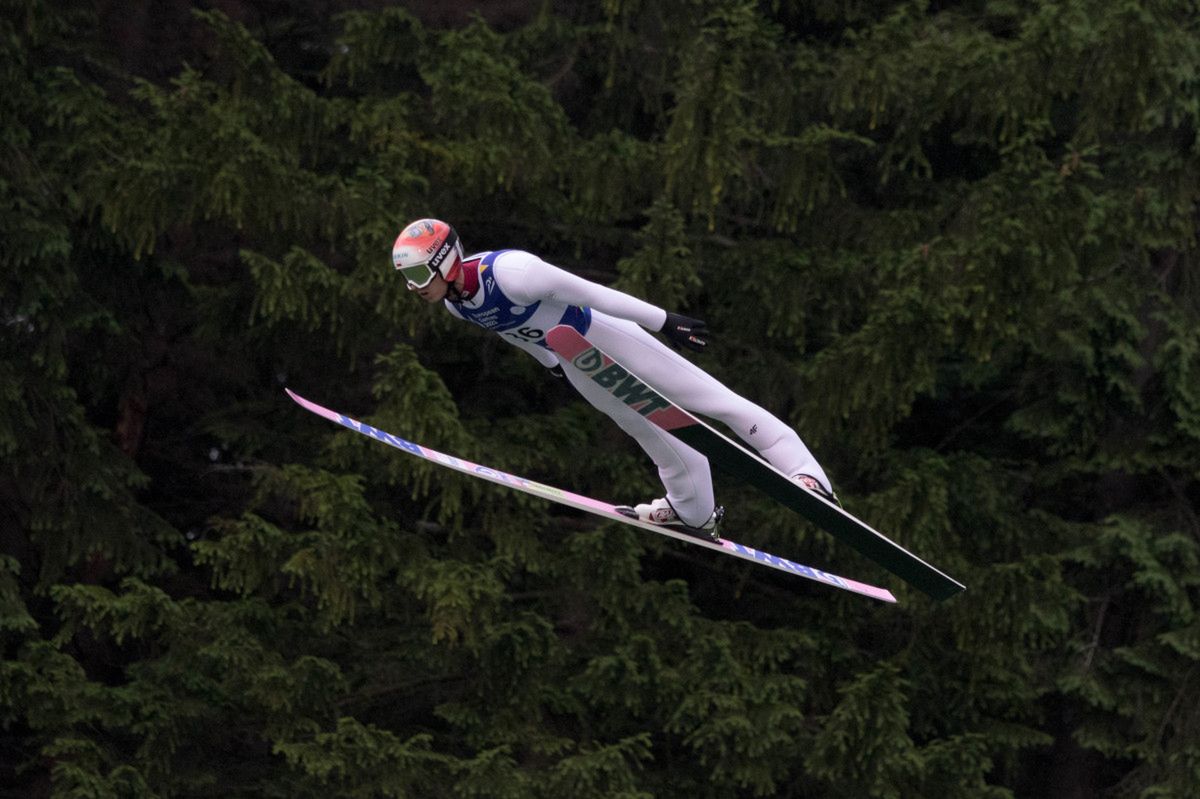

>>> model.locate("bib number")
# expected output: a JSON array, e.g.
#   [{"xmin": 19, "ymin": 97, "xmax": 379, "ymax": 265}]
[{"xmin": 505, "ymin": 326, "xmax": 544, "ymax": 342}]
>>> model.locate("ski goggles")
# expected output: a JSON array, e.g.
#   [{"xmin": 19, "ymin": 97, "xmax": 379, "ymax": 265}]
[
  {"xmin": 399, "ymin": 261, "xmax": 439, "ymax": 289},
  {"xmin": 398, "ymin": 229, "xmax": 459, "ymax": 290}
]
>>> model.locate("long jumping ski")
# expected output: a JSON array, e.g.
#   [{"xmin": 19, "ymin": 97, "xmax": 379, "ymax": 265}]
[
  {"xmin": 285, "ymin": 389, "xmax": 896, "ymax": 603},
  {"xmin": 544, "ymin": 325, "xmax": 965, "ymax": 601}
]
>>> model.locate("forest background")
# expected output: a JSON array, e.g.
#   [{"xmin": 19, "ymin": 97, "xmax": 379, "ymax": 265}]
[{"xmin": 3, "ymin": 0, "xmax": 1200, "ymax": 797}]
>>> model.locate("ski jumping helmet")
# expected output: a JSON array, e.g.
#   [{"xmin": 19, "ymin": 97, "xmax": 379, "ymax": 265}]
[{"xmin": 392, "ymin": 218, "xmax": 464, "ymax": 289}]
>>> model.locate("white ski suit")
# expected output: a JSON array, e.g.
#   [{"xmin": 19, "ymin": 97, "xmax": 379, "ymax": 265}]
[{"xmin": 444, "ymin": 249, "xmax": 830, "ymax": 527}]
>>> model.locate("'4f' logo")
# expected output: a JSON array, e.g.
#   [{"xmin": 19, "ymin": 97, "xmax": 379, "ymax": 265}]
[{"xmin": 571, "ymin": 348, "xmax": 671, "ymax": 416}]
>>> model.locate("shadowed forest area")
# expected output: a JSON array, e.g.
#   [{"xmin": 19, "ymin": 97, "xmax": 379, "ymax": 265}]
[{"xmin": 3, "ymin": 1, "xmax": 1200, "ymax": 796}]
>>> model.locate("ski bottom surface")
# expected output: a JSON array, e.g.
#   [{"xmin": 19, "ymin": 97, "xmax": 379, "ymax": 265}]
[
  {"xmin": 285, "ymin": 389, "xmax": 896, "ymax": 603},
  {"xmin": 544, "ymin": 324, "xmax": 965, "ymax": 601}
]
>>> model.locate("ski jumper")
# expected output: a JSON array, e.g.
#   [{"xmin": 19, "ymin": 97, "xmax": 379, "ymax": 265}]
[{"xmin": 444, "ymin": 250, "xmax": 831, "ymax": 527}]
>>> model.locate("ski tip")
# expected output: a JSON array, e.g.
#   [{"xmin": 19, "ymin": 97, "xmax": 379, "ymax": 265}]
[
  {"xmin": 283, "ymin": 387, "xmax": 354, "ymax": 425},
  {"xmin": 283, "ymin": 387, "xmax": 317, "ymax": 412}
]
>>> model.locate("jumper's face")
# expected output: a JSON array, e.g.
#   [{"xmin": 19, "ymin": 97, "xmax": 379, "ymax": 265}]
[{"xmin": 412, "ymin": 274, "xmax": 449, "ymax": 303}]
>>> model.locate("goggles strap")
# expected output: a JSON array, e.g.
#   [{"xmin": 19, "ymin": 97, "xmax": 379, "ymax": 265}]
[{"xmin": 427, "ymin": 229, "xmax": 458, "ymax": 274}]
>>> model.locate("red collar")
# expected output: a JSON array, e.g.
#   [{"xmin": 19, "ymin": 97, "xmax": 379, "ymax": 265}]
[{"xmin": 455, "ymin": 256, "xmax": 482, "ymax": 301}]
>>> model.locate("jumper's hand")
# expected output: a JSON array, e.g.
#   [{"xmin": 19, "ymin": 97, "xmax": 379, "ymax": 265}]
[{"xmin": 661, "ymin": 312, "xmax": 709, "ymax": 352}]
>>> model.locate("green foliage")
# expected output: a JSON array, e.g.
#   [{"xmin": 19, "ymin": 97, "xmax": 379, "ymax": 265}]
[
  {"xmin": 613, "ymin": 198, "xmax": 699, "ymax": 309},
  {"xmin": 3, "ymin": 0, "xmax": 1200, "ymax": 797}
]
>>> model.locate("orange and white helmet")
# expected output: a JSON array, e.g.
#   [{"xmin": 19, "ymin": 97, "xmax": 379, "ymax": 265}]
[{"xmin": 391, "ymin": 218, "xmax": 464, "ymax": 288}]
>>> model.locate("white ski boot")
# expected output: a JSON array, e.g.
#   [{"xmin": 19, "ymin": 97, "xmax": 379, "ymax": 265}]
[
  {"xmin": 615, "ymin": 497, "xmax": 724, "ymax": 542},
  {"xmin": 791, "ymin": 474, "xmax": 842, "ymax": 508}
]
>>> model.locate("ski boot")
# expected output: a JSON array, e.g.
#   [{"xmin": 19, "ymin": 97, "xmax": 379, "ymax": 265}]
[
  {"xmin": 791, "ymin": 474, "xmax": 842, "ymax": 508},
  {"xmin": 615, "ymin": 497, "xmax": 724, "ymax": 542}
]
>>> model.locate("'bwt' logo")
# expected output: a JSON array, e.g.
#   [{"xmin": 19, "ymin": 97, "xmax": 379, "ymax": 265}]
[
  {"xmin": 571, "ymin": 348, "xmax": 671, "ymax": 417},
  {"xmin": 572, "ymin": 348, "xmax": 603, "ymax": 372}
]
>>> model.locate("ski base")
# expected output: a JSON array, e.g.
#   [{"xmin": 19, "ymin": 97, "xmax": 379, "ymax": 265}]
[{"xmin": 285, "ymin": 389, "xmax": 896, "ymax": 603}]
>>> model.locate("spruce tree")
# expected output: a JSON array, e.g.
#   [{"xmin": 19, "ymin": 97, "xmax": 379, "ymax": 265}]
[{"xmin": 2, "ymin": 1, "xmax": 1198, "ymax": 797}]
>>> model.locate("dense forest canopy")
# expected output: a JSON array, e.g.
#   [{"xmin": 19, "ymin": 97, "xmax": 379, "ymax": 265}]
[{"xmin": 2, "ymin": 0, "xmax": 1199, "ymax": 796}]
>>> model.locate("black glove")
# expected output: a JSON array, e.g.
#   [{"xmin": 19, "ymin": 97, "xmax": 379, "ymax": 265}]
[
  {"xmin": 660, "ymin": 311, "xmax": 709, "ymax": 352},
  {"xmin": 548, "ymin": 364, "xmax": 566, "ymax": 378}
]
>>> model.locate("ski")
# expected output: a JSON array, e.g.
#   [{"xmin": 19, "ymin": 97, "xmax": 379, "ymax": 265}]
[
  {"xmin": 545, "ymin": 325, "xmax": 965, "ymax": 601},
  {"xmin": 285, "ymin": 389, "xmax": 896, "ymax": 603}
]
